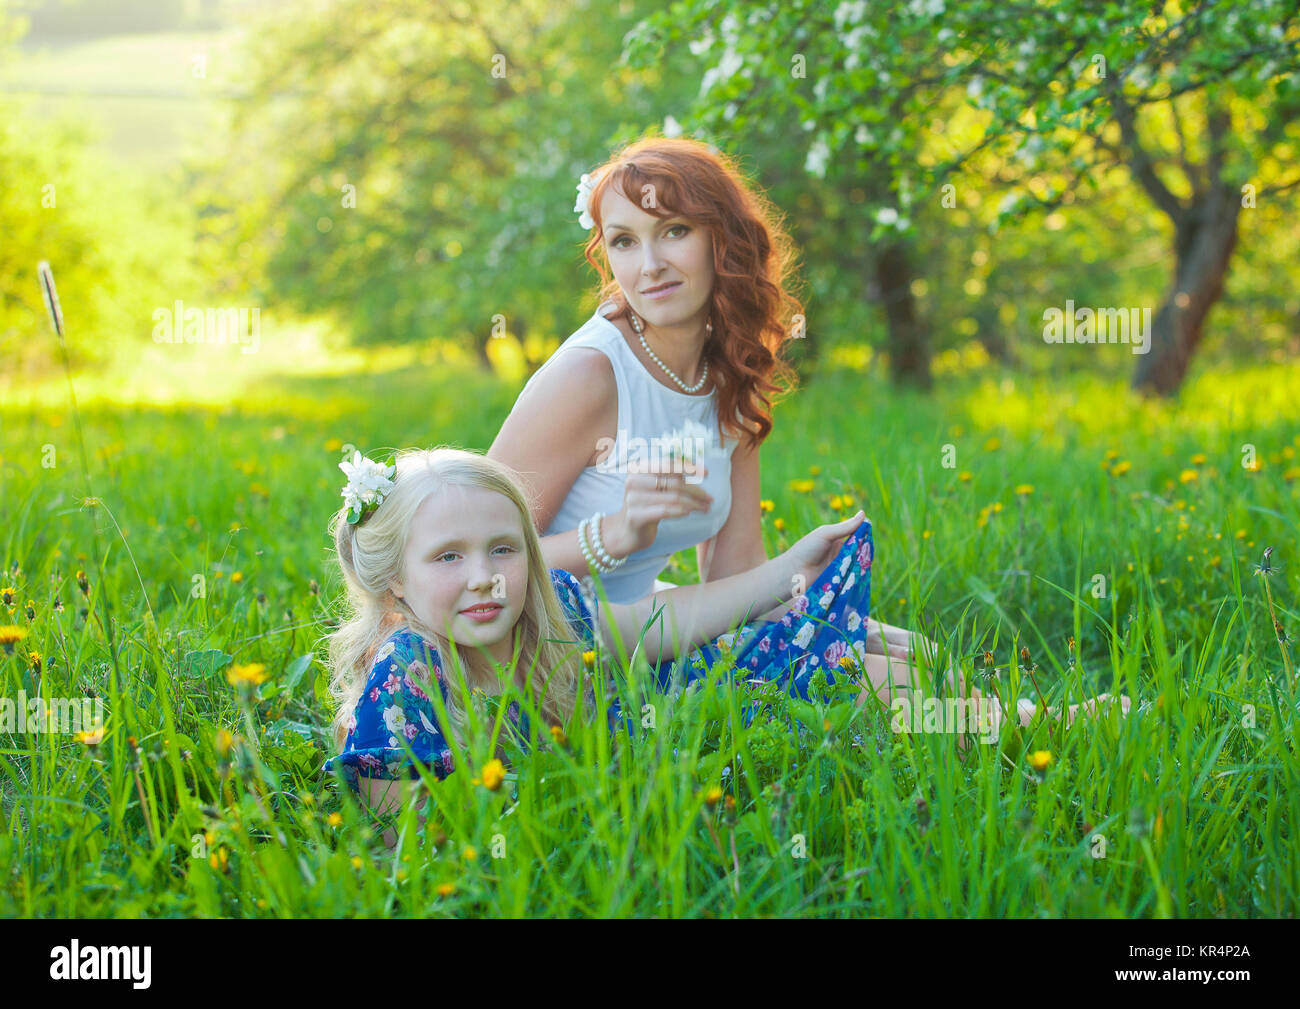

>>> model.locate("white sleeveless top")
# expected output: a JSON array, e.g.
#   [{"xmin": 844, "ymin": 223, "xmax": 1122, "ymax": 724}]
[{"xmin": 513, "ymin": 300, "xmax": 737, "ymax": 604}]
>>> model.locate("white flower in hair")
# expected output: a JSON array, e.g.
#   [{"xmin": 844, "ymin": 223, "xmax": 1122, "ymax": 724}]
[
  {"xmin": 339, "ymin": 449, "xmax": 397, "ymax": 525},
  {"xmin": 574, "ymin": 166, "xmax": 608, "ymax": 230}
]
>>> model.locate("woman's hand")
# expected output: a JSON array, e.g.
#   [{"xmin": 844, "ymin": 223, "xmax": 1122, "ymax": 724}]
[
  {"xmin": 604, "ymin": 463, "xmax": 715, "ymax": 557},
  {"xmin": 783, "ymin": 509, "xmax": 867, "ymax": 593}
]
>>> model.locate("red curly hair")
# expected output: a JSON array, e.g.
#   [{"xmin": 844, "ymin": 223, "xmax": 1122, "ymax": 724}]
[{"xmin": 579, "ymin": 136, "xmax": 804, "ymax": 449}]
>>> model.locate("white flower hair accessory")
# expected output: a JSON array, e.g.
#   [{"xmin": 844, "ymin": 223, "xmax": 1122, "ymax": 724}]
[
  {"xmin": 339, "ymin": 449, "xmax": 397, "ymax": 525},
  {"xmin": 574, "ymin": 166, "xmax": 609, "ymax": 230}
]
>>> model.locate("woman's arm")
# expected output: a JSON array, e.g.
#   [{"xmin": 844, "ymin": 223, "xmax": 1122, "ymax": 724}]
[
  {"xmin": 600, "ymin": 511, "xmax": 865, "ymax": 664},
  {"xmin": 697, "ymin": 433, "xmax": 767, "ymax": 582},
  {"xmin": 356, "ymin": 776, "xmax": 430, "ymax": 850}
]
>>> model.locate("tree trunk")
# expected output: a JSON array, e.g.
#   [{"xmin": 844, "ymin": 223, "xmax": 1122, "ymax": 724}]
[
  {"xmin": 875, "ymin": 241, "xmax": 931, "ymax": 389},
  {"xmin": 1131, "ymin": 183, "xmax": 1240, "ymax": 396}
]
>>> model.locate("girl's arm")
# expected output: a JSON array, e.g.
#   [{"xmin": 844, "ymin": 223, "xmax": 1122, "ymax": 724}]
[
  {"xmin": 697, "ymin": 433, "xmax": 768, "ymax": 582},
  {"xmin": 597, "ymin": 511, "xmax": 866, "ymax": 664}
]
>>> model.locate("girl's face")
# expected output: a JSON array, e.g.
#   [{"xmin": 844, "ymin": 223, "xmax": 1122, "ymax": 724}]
[
  {"xmin": 389, "ymin": 484, "xmax": 529, "ymax": 667},
  {"xmin": 599, "ymin": 185, "xmax": 714, "ymax": 329}
]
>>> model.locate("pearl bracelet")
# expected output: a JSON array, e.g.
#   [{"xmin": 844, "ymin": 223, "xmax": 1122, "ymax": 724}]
[
  {"xmin": 577, "ymin": 516, "xmax": 601, "ymax": 575},
  {"xmin": 589, "ymin": 512, "xmax": 625, "ymax": 572}
]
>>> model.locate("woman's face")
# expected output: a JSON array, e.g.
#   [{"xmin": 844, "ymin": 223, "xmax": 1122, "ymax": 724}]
[
  {"xmin": 599, "ymin": 184, "xmax": 714, "ymax": 328},
  {"xmin": 389, "ymin": 484, "xmax": 529, "ymax": 667}
]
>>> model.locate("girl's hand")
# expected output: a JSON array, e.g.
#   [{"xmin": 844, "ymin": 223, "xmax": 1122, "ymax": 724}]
[
  {"xmin": 605, "ymin": 463, "xmax": 714, "ymax": 556},
  {"xmin": 784, "ymin": 510, "xmax": 867, "ymax": 592}
]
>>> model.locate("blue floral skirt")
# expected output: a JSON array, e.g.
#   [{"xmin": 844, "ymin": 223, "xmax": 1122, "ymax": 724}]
[{"xmin": 602, "ymin": 520, "xmax": 874, "ymax": 731}]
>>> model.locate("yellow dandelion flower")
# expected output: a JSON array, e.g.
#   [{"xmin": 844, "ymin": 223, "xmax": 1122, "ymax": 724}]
[
  {"xmin": 1110, "ymin": 460, "xmax": 1131, "ymax": 476},
  {"xmin": 829, "ymin": 494, "xmax": 844, "ymax": 510},
  {"xmin": 351, "ymin": 856, "xmax": 363, "ymax": 869},
  {"xmin": 809, "ymin": 465, "xmax": 822, "ymax": 476},
  {"xmin": 1243, "ymin": 458, "xmax": 1262, "ymax": 472},
  {"xmin": 1179, "ymin": 469, "xmax": 1198, "ymax": 483},
  {"xmin": 226, "ymin": 662, "xmax": 268, "ymax": 687},
  {"xmin": 790, "ymin": 479, "xmax": 814, "ymax": 493},
  {"xmin": 436, "ymin": 882, "xmax": 456, "ymax": 897},
  {"xmin": 582, "ymin": 650, "xmax": 595, "ymax": 668},
  {"xmin": 1235, "ymin": 529, "xmax": 1247, "ymax": 540},
  {"xmin": 837, "ymin": 655, "xmax": 855, "ymax": 670},
  {"xmin": 480, "ymin": 758, "xmax": 506, "ymax": 791},
  {"xmin": 0, "ymin": 625, "xmax": 28, "ymax": 653},
  {"xmin": 704, "ymin": 786, "xmax": 723, "ymax": 807},
  {"xmin": 958, "ymin": 471, "xmax": 972, "ymax": 482},
  {"xmin": 327, "ymin": 812, "xmax": 343, "ymax": 828},
  {"xmin": 231, "ymin": 571, "xmax": 244, "ymax": 583},
  {"xmin": 462, "ymin": 846, "xmax": 477, "ymax": 861},
  {"xmin": 325, "ymin": 438, "xmax": 343, "ymax": 452},
  {"xmin": 215, "ymin": 728, "xmax": 235, "ymax": 757},
  {"xmin": 760, "ymin": 499, "xmax": 774, "ymax": 513},
  {"xmin": 991, "ymin": 502, "xmax": 1003, "ymax": 513},
  {"xmin": 549, "ymin": 724, "xmax": 567, "ymax": 747},
  {"xmin": 984, "ymin": 437, "xmax": 1001, "ymax": 451},
  {"xmin": 1027, "ymin": 750, "xmax": 1053, "ymax": 772},
  {"xmin": 922, "ymin": 529, "xmax": 932, "ymax": 539},
  {"xmin": 1104, "ymin": 448, "xmax": 1120, "ymax": 460},
  {"xmin": 1014, "ymin": 484, "xmax": 1034, "ymax": 496},
  {"xmin": 773, "ymin": 518, "xmax": 786, "ymax": 532},
  {"xmin": 75, "ymin": 726, "xmax": 104, "ymax": 746},
  {"xmin": 1190, "ymin": 453, "xmax": 1207, "ymax": 465}
]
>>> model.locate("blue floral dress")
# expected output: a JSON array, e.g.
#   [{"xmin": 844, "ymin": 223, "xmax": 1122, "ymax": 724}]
[{"xmin": 324, "ymin": 522, "xmax": 873, "ymax": 795}]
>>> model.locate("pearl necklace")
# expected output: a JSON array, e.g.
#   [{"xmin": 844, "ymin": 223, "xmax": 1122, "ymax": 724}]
[{"xmin": 628, "ymin": 309, "xmax": 711, "ymax": 393}]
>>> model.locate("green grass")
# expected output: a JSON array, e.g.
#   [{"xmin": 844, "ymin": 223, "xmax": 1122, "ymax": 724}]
[{"xmin": 0, "ymin": 337, "xmax": 1297, "ymax": 917}]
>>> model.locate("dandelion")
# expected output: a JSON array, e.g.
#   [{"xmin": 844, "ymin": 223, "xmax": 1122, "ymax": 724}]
[
  {"xmin": 480, "ymin": 758, "xmax": 506, "ymax": 791},
  {"xmin": 837, "ymin": 655, "xmax": 855, "ymax": 671},
  {"xmin": 1179, "ymin": 469, "xmax": 1198, "ymax": 484},
  {"xmin": 75, "ymin": 726, "xmax": 104, "ymax": 747},
  {"xmin": 1191, "ymin": 453, "xmax": 1207, "ymax": 465},
  {"xmin": 549, "ymin": 724, "xmax": 567, "ymax": 747},
  {"xmin": 215, "ymin": 728, "xmax": 235, "ymax": 757},
  {"xmin": 809, "ymin": 465, "xmax": 822, "ymax": 476},
  {"xmin": 325, "ymin": 438, "xmax": 343, "ymax": 452},
  {"xmin": 226, "ymin": 662, "xmax": 268, "ymax": 688},
  {"xmin": 24, "ymin": 602, "xmax": 35, "ymax": 622},
  {"xmin": 984, "ymin": 437, "xmax": 1001, "ymax": 451},
  {"xmin": 991, "ymin": 502, "xmax": 1003, "ymax": 513},
  {"xmin": 0, "ymin": 625, "xmax": 28, "ymax": 654},
  {"xmin": 436, "ymin": 882, "xmax": 456, "ymax": 897},
  {"xmin": 351, "ymin": 856, "xmax": 363, "ymax": 870},
  {"xmin": 703, "ymin": 786, "xmax": 723, "ymax": 807},
  {"xmin": 28, "ymin": 651, "xmax": 41, "ymax": 674},
  {"xmin": 1015, "ymin": 484, "xmax": 1034, "ymax": 496},
  {"xmin": 462, "ymin": 846, "xmax": 477, "ymax": 861},
  {"xmin": 231, "ymin": 571, "xmax": 244, "ymax": 584},
  {"xmin": 1104, "ymin": 448, "xmax": 1120, "ymax": 461},
  {"xmin": 829, "ymin": 494, "xmax": 845, "ymax": 510},
  {"xmin": 760, "ymin": 499, "xmax": 774, "ymax": 513},
  {"xmin": 1027, "ymin": 750, "xmax": 1053, "ymax": 772},
  {"xmin": 0, "ymin": 588, "xmax": 13, "ymax": 608},
  {"xmin": 76, "ymin": 570, "xmax": 89, "ymax": 596},
  {"xmin": 790, "ymin": 479, "xmax": 814, "ymax": 493},
  {"xmin": 1110, "ymin": 460, "xmax": 1132, "ymax": 476},
  {"xmin": 958, "ymin": 471, "xmax": 972, "ymax": 482},
  {"xmin": 922, "ymin": 529, "xmax": 932, "ymax": 539},
  {"xmin": 773, "ymin": 518, "xmax": 786, "ymax": 532},
  {"xmin": 327, "ymin": 812, "xmax": 343, "ymax": 828},
  {"xmin": 582, "ymin": 650, "xmax": 595, "ymax": 668}
]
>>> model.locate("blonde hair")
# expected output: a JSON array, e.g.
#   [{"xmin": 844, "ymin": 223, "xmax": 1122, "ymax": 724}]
[{"xmin": 325, "ymin": 447, "xmax": 586, "ymax": 754}]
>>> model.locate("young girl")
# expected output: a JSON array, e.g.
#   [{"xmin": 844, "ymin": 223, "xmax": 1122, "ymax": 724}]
[{"xmin": 324, "ymin": 447, "xmax": 1126, "ymax": 844}]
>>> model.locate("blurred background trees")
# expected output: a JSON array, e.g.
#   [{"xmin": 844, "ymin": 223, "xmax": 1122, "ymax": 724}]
[{"xmin": 1, "ymin": 0, "xmax": 1296, "ymax": 394}]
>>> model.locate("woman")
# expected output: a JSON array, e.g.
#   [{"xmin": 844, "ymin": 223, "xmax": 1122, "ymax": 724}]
[{"xmin": 488, "ymin": 136, "xmax": 927, "ymax": 697}]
